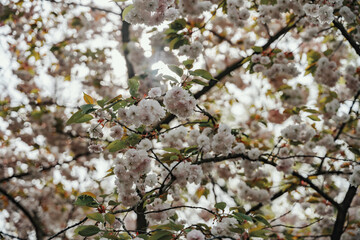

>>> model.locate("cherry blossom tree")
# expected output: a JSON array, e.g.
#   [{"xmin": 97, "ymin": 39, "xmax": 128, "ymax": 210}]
[{"xmin": 0, "ymin": 0, "xmax": 360, "ymax": 240}]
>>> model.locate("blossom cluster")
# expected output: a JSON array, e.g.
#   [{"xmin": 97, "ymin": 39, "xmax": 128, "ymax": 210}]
[
  {"xmin": 349, "ymin": 165, "xmax": 360, "ymax": 186},
  {"xmin": 227, "ymin": 0, "xmax": 250, "ymax": 26},
  {"xmin": 344, "ymin": 65, "xmax": 360, "ymax": 94},
  {"xmin": 178, "ymin": 41, "xmax": 203, "ymax": 59},
  {"xmin": 165, "ymin": 161, "xmax": 203, "ymax": 187},
  {"xmin": 315, "ymin": 57, "xmax": 340, "ymax": 87},
  {"xmin": 118, "ymin": 99, "xmax": 166, "ymax": 127},
  {"xmin": 304, "ymin": 3, "xmax": 334, "ymax": 24},
  {"xmin": 145, "ymin": 198, "xmax": 175, "ymax": 224},
  {"xmin": 210, "ymin": 217, "xmax": 239, "ymax": 238},
  {"xmin": 163, "ymin": 86, "xmax": 197, "ymax": 119},
  {"xmin": 238, "ymin": 180, "xmax": 271, "ymax": 202},
  {"xmin": 178, "ymin": 0, "xmax": 212, "ymax": 16},
  {"xmin": 124, "ymin": 0, "xmax": 178, "ymax": 25},
  {"xmin": 114, "ymin": 143, "xmax": 154, "ymax": 206},
  {"xmin": 281, "ymin": 124, "xmax": 316, "ymax": 143}
]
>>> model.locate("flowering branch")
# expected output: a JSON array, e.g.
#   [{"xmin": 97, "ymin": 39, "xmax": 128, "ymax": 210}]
[
  {"xmin": 155, "ymin": 16, "xmax": 303, "ymax": 131},
  {"xmin": 195, "ymin": 153, "xmax": 340, "ymax": 209},
  {"xmin": 47, "ymin": 217, "xmax": 88, "ymax": 240},
  {"xmin": 0, "ymin": 187, "xmax": 44, "ymax": 239}
]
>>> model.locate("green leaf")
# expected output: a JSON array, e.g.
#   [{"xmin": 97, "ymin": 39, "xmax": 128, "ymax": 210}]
[
  {"xmin": 169, "ymin": 19, "xmax": 186, "ymax": 31},
  {"xmin": 128, "ymin": 77, "xmax": 140, "ymax": 98},
  {"xmin": 163, "ymin": 148, "xmax": 181, "ymax": 154},
  {"xmin": 163, "ymin": 75, "xmax": 179, "ymax": 83},
  {"xmin": 323, "ymin": 49, "xmax": 333, "ymax": 57},
  {"xmin": 108, "ymin": 200, "xmax": 119, "ymax": 206},
  {"xmin": 107, "ymin": 139, "xmax": 128, "ymax": 152},
  {"xmin": 183, "ymin": 146, "xmax": 198, "ymax": 154},
  {"xmin": 107, "ymin": 134, "xmax": 141, "ymax": 152},
  {"xmin": 252, "ymin": 46, "xmax": 263, "ymax": 53},
  {"xmin": 241, "ymin": 56, "xmax": 251, "ymax": 64},
  {"xmin": 183, "ymin": 59, "xmax": 194, "ymax": 69},
  {"xmin": 308, "ymin": 115, "xmax": 321, "ymax": 121},
  {"xmin": 304, "ymin": 108, "xmax": 319, "ymax": 113},
  {"xmin": 151, "ymin": 222, "xmax": 184, "ymax": 231},
  {"xmin": 74, "ymin": 195, "xmax": 98, "ymax": 208},
  {"xmin": 105, "ymin": 213, "xmax": 115, "ymax": 225},
  {"xmin": 168, "ymin": 65, "xmax": 183, "ymax": 77},
  {"xmin": 254, "ymin": 215, "xmax": 271, "ymax": 227},
  {"xmin": 122, "ymin": 5, "xmax": 134, "ymax": 20},
  {"xmin": 233, "ymin": 212, "xmax": 253, "ymax": 222},
  {"xmin": 191, "ymin": 79, "xmax": 209, "ymax": 86},
  {"xmin": 75, "ymin": 225, "xmax": 100, "ymax": 237},
  {"xmin": 170, "ymin": 155, "xmax": 179, "ymax": 161},
  {"xmin": 66, "ymin": 110, "xmax": 93, "ymax": 125},
  {"xmin": 113, "ymin": 100, "xmax": 129, "ymax": 111},
  {"xmin": 87, "ymin": 212, "xmax": 104, "ymax": 223},
  {"xmin": 215, "ymin": 202, "xmax": 226, "ymax": 210},
  {"xmin": 80, "ymin": 104, "xmax": 96, "ymax": 114},
  {"xmin": 149, "ymin": 230, "xmax": 173, "ymax": 240},
  {"xmin": 189, "ymin": 69, "xmax": 212, "ymax": 80},
  {"xmin": 97, "ymin": 99, "xmax": 107, "ymax": 108},
  {"xmin": 126, "ymin": 133, "xmax": 141, "ymax": 146},
  {"xmin": 250, "ymin": 229, "xmax": 269, "ymax": 238},
  {"xmin": 307, "ymin": 50, "xmax": 321, "ymax": 64}
]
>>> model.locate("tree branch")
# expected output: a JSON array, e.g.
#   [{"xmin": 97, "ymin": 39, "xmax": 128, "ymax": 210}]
[
  {"xmin": 0, "ymin": 152, "xmax": 89, "ymax": 184},
  {"xmin": 246, "ymin": 185, "xmax": 293, "ymax": 214},
  {"xmin": 331, "ymin": 185, "xmax": 358, "ymax": 240},
  {"xmin": 0, "ymin": 187, "xmax": 44, "ymax": 239},
  {"xmin": 194, "ymin": 153, "xmax": 340, "ymax": 209},
  {"xmin": 43, "ymin": 0, "xmax": 121, "ymax": 16},
  {"xmin": 154, "ymin": 16, "xmax": 303, "ymax": 131},
  {"xmin": 47, "ymin": 217, "xmax": 87, "ymax": 239},
  {"xmin": 332, "ymin": 20, "xmax": 360, "ymax": 56}
]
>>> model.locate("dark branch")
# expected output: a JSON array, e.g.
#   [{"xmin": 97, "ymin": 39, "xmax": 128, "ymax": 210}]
[
  {"xmin": 331, "ymin": 185, "xmax": 358, "ymax": 240},
  {"xmin": 332, "ymin": 20, "xmax": 360, "ymax": 56},
  {"xmin": 0, "ymin": 152, "xmax": 89, "ymax": 184},
  {"xmin": 47, "ymin": 217, "xmax": 87, "ymax": 240},
  {"xmin": 0, "ymin": 187, "xmax": 44, "ymax": 239},
  {"xmin": 43, "ymin": 0, "xmax": 121, "ymax": 16},
  {"xmin": 246, "ymin": 185, "xmax": 293, "ymax": 214},
  {"xmin": 0, "ymin": 231, "xmax": 26, "ymax": 240},
  {"xmin": 194, "ymin": 152, "xmax": 340, "ymax": 209}
]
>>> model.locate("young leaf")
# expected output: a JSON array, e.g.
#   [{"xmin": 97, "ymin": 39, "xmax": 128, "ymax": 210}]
[
  {"xmin": 191, "ymin": 79, "xmax": 209, "ymax": 86},
  {"xmin": 122, "ymin": 5, "xmax": 134, "ymax": 20},
  {"xmin": 252, "ymin": 46, "xmax": 263, "ymax": 53},
  {"xmin": 105, "ymin": 213, "xmax": 115, "ymax": 225},
  {"xmin": 163, "ymin": 75, "xmax": 179, "ymax": 83},
  {"xmin": 80, "ymin": 104, "xmax": 96, "ymax": 114},
  {"xmin": 233, "ymin": 212, "xmax": 253, "ymax": 222},
  {"xmin": 87, "ymin": 212, "xmax": 104, "ymax": 223},
  {"xmin": 163, "ymin": 148, "xmax": 181, "ymax": 154},
  {"xmin": 183, "ymin": 59, "xmax": 194, "ymax": 69},
  {"xmin": 83, "ymin": 92, "xmax": 94, "ymax": 104},
  {"xmin": 215, "ymin": 202, "xmax": 227, "ymax": 210},
  {"xmin": 308, "ymin": 115, "xmax": 321, "ymax": 121},
  {"xmin": 149, "ymin": 230, "xmax": 173, "ymax": 240},
  {"xmin": 168, "ymin": 65, "xmax": 183, "ymax": 77},
  {"xmin": 106, "ymin": 139, "xmax": 128, "ymax": 152},
  {"xmin": 66, "ymin": 110, "xmax": 93, "ymax": 125},
  {"xmin": 254, "ymin": 215, "xmax": 271, "ymax": 227},
  {"xmin": 189, "ymin": 69, "xmax": 212, "ymax": 80},
  {"xmin": 74, "ymin": 195, "xmax": 99, "ymax": 208}
]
